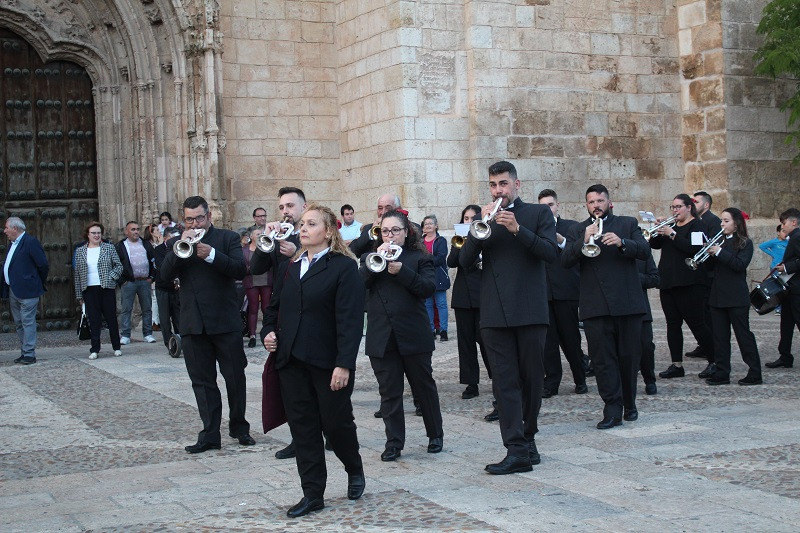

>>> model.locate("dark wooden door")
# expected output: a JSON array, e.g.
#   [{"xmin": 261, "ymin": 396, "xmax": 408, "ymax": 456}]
[{"xmin": 0, "ymin": 28, "xmax": 98, "ymax": 332}]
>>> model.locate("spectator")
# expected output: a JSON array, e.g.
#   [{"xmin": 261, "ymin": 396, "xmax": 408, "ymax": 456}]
[
  {"xmin": 143, "ymin": 224, "xmax": 163, "ymax": 332},
  {"xmin": 421, "ymin": 215, "xmax": 450, "ymax": 341},
  {"xmin": 760, "ymin": 224, "xmax": 788, "ymax": 269},
  {"xmin": 248, "ymin": 207, "xmax": 268, "ymax": 233},
  {"xmin": 116, "ymin": 221, "xmax": 157, "ymax": 344},
  {"xmin": 339, "ymin": 204, "xmax": 362, "ymax": 244},
  {"xmin": 157, "ymin": 212, "xmax": 178, "ymax": 236}
]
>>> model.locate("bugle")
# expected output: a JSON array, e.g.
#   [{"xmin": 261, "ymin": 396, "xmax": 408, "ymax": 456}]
[
  {"xmin": 642, "ymin": 216, "xmax": 676, "ymax": 241},
  {"xmin": 368, "ymin": 225, "xmax": 382, "ymax": 241},
  {"xmin": 469, "ymin": 198, "xmax": 503, "ymax": 240},
  {"xmin": 581, "ymin": 218, "xmax": 603, "ymax": 258},
  {"xmin": 365, "ymin": 242, "xmax": 403, "ymax": 273},
  {"xmin": 685, "ymin": 230, "xmax": 724, "ymax": 270},
  {"xmin": 173, "ymin": 229, "xmax": 206, "ymax": 259},
  {"xmin": 451, "ymin": 235, "xmax": 465, "ymax": 248},
  {"xmin": 257, "ymin": 218, "xmax": 293, "ymax": 253}
]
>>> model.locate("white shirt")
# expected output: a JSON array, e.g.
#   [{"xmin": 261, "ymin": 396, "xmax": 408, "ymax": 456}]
[
  {"xmin": 86, "ymin": 247, "xmax": 101, "ymax": 285},
  {"xmin": 339, "ymin": 221, "xmax": 363, "ymax": 241},
  {"xmin": 4, "ymin": 231, "xmax": 24, "ymax": 284},
  {"xmin": 295, "ymin": 247, "xmax": 330, "ymax": 278}
]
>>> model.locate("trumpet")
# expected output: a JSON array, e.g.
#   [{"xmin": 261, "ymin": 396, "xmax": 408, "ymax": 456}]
[
  {"xmin": 642, "ymin": 216, "xmax": 676, "ymax": 241},
  {"xmin": 365, "ymin": 241, "xmax": 403, "ymax": 273},
  {"xmin": 685, "ymin": 230, "xmax": 724, "ymax": 270},
  {"xmin": 256, "ymin": 218, "xmax": 294, "ymax": 253},
  {"xmin": 582, "ymin": 218, "xmax": 603, "ymax": 258},
  {"xmin": 173, "ymin": 229, "xmax": 206, "ymax": 259},
  {"xmin": 451, "ymin": 235, "xmax": 465, "ymax": 248},
  {"xmin": 368, "ymin": 225, "xmax": 382, "ymax": 241},
  {"xmin": 469, "ymin": 198, "xmax": 503, "ymax": 240}
]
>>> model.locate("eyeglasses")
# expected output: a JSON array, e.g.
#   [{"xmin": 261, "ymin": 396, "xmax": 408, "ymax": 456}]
[
  {"xmin": 669, "ymin": 205, "xmax": 685, "ymax": 211},
  {"xmin": 254, "ymin": 214, "xmax": 266, "ymax": 218},
  {"xmin": 381, "ymin": 227, "xmax": 405, "ymax": 236},
  {"xmin": 184, "ymin": 214, "xmax": 207, "ymax": 224},
  {"xmin": 89, "ymin": 231, "xmax": 102, "ymax": 235}
]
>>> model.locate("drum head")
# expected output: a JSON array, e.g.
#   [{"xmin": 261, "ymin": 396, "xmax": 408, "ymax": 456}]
[{"xmin": 168, "ymin": 334, "xmax": 182, "ymax": 358}]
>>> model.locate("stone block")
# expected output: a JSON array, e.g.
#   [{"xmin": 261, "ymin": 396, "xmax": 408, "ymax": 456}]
[
  {"xmin": 618, "ymin": 56, "xmax": 652, "ymax": 75},
  {"xmin": 683, "ymin": 135, "xmax": 699, "ymax": 161},
  {"xmin": 608, "ymin": 114, "xmax": 639, "ymax": 137},
  {"xmin": 742, "ymin": 78, "xmax": 776, "ymax": 107},
  {"xmin": 652, "ymin": 57, "xmax": 680, "ymax": 75},
  {"xmin": 547, "ymin": 112, "xmax": 585, "ymax": 135},
  {"xmin": 470, "ymin": 26, "xmax": 493, "ymax": 48},
  {"xmin": 678, "ymin": 28, "xmax": 692, "ymax": 55},
  {"xmin": 689, "ymin": 78, "xmax": 723, "ymax": 107},
  {"xmin": 638, "ymin": 115, "xmax": 664, "ymax": 137},
  {"xmin": 698, "ymin": 132, "xmax": 726, "ymax": 161},
  {"xmin": 692, "ymin": 23, "xmax": 722, "ymax": 50},
  {"xmin": 758, "ymin": 108, "xmax": 790, "ymax": 133},
  {"xmin": 705, "ymin": 107, "xmax": 726, "ymax": 131},
  {"xmin": 636, "ymin": 159, "xmax": 665, "ymax": 180},
  {"xmin": 724, "ymin": 77, "xmax": 743, "ymax": 106},
  {"xmin": 512, "ymin": 111, "xmax": 547, "ymax": 136},
  {"xmin": 585, "ymin": 113, "xmax": 609, "ymax": 136},
  {"xmin": 652, "ymin": 138, "xmax": 681, "ymax": 159},
  {"xmin": 678, "ymin": 1, "xmax": 706, "ymax": 29},
  {"xmin": 703, "ymin": 49, "xmax": 724, "ymax": 75},
  {"xmin": 516, "ymin": 6, "xmax": 535, "ymax": 27},
  {"xmin": 702, "ymin": 161, "xmax": 728, "ymax": 189},
  {"xmin": 591, "ymin": 34, "xmax": 620, "ymax": 55},
  {"xmin": 683, "ymin": 111, "xmax": 705, "ymax": 134},
  {"xmin": 588, "ymin": 56, "xmax": 618, "ymax": 72},
  {"xmin": 612, "ymin": 13, "xmax": 635, "ymax": 33},
  {"xmin": 681, "ymin": 53, "xmax": 704, "ymax": 80},
  {"xmin": 531, "ymin": 137, "xmax": 566, "ymax": 158},
  {"xmin": 609, "ymin": 159, "xmax": 636, "ymax": 180},
  {"xmin": 721, "ymin": 0, "xmax": 757, "ymax": 24},
  {"xmin": 507, "ymin": 136, "xmax": 532, "ymax": 158},
  {"xmin": 541, "ymin": 158, "xmax": 568, "ymax": 181}
]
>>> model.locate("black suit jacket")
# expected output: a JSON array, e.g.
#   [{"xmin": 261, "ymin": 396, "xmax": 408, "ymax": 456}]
[
  {"xmin": 349, "ymin": 223, "xmax": 375, "ymax": 259},
  {"xmin": 158, "ymin": 225, "xmax": 247, "ymax": 335},
  {"xmin": 361, "ymin": 247, "xmax": 436, "ymax": 357},
  {"xmin": 701, "ymin": 210, "xmax": 721, "ymax": 237},
  {"xmin": 638, "ymin": 254, "xmax": 660, "ymax": 322},
  {"xmin": 261, "ymin": 252, "xmax": 365, "ymax": 370},
  {"xmin": 546, "ymin": 217, "xmax": 580, "ymax": 301},
  {"xmin": 649, "ymin": 218, "xmax": 707, "ymax": 289},
  {"xmin": 152, "ymin": 240, "xmax": 177, "ymax": 292},
  {"xmin": 115, "ymin": 238, "xmax": 156, "ymax": 283},
  {"xmin": 782, "ymin": 227, "xmax": 800, "ymax": 294},
  {"xmin": 447, "ymin": 245, "xmax": 481, "ymax": 308},
  {"xmin": 459, "ymin": 198, "xmax": 557, "ymax": 328},
  {"xmin": 709, "ymin": 237, "xmax": 753, "ymax": 307},
  {"xmin": 562, "ymin": 214, "xmax": 650, "ymax": 320}
]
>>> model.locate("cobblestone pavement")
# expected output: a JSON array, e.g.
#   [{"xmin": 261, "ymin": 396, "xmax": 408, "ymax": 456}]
[{"xmin": 1, "ymin": 306, "xmax": 799, "ymax": 532}]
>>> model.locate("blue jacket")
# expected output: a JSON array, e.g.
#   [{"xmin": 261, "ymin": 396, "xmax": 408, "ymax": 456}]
[
  {"xmin": 759, "ymin": 238, "xmax": 787, "ymax": 269},
  {"xmin": 1, "ymin": 232, "xmax": 49, "ymax": 299}
]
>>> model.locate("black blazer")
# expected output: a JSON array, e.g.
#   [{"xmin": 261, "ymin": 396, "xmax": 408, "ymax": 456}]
[
  {"xmin": 649, "ymin": 218, "xmax": 707, "ymax": 289},
  {"xmin": 158, "ymin": 225, "xmax": 247, "ymax": 335},
  {"xmin": 261, "ymin": 252, "xmax": 365, "ymax": 371},
  {"xmin": 782, "ymin": 227, "xmax": 800, "ymax": 294},
  {"xmin": 708, "ymin": 237, "xmax": 753, "ymax": 307},
  {"xmin": 349, "ymin": 223, "xmax": 375, "ymax": 258},
  {"xmin": 638, "ymin": 254, "xmax": 660, "ymax": 322},
  {"xmin": 152, "ymin": 240, "xmax": 177, "ymax": 292},
  {"xmin": 459, "ymin": 198, "xmax": 557, "ymax": 328},
  {"xmin": 447, "ymin": 245, "xmax": 480, "ymax": 309},
  {"xmin": 361, "ymin": 247, "xmax": 436, "ymax": 357},
  {"xmin": 562, "ymin": 214, "xmax": 650, "ymax": 320},
  {"xmin": 701, "ymin": 210, "xmax": 722, "ymax": 237},
  {"xmin": 115, "ymin": 238, "xmax": 156, "ymax": 283},
  {"xmin": 545, "ymin": 217, "xmax": 580, "ymax": 301}
]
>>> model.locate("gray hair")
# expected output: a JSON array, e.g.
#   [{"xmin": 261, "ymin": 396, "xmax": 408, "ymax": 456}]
[
  {"xmin": 6, "ymin": 217, "xmax": 25, "ymax": 232},
  {"xmin": 423, "ymin": 214, "xmax": 438, "ymax": 227}
]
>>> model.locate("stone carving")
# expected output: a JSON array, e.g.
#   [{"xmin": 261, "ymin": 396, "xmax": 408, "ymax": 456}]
[{"xmin": 419, "ymin": 51, "xmax": 455, "ymax": 115}]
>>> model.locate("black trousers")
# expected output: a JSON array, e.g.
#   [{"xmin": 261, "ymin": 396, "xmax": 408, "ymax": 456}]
[
  {"xmin": 543, "ymin": 299, "xmax": 586, "ymax": 391},
  {"xmin": 182, "ymin": 330, "xmax": 249, "ymax": 445},
  {"xmin": 82, "ymin": 286, "xmax": 121, "ymax": 354},
  {"xmin": 639, "ymin": 319, "xmax": 656, "ymax": 385},
  {"xmin": 156, "ymin": 288, "xmax": 180, "ymax": 347},
  {"xmin": 481, "ymin": 325, "xmax": 546, "ymax": 458},
  {"xmin": 370, "ymin": 348, "xmax": 443, "ymax": 449},
  {"xmin": 710, "ymin": 306, "xmax": 761, "ymax": 377},
  {"xmin": 583, "ymin": 315, "xmax": 642, "ymax": 419},
  {"xmin": 455, "ymin": 307, "xmax": 491, "ymax": 385},
  {"xmin": 777, "ymin": 291, "xmax": 800, "ymax": 363},
  {"xmin": 659, "ymin": 285, "xmax": 714, "ymax": 363},
  {"xmin": 279, "ymin": 356, "xmax": 363, "ymax": 500}
]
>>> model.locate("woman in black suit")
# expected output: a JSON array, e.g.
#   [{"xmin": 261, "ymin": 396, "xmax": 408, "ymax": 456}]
[
  {"xmin": 650, "ymin": 193, "xmax": 715, "ymax": 379},
  {"xmin": 704, "ymin": 208, "xmax": 762, "ymax": 386},
  {"xmin": 447, "ymin": 205, "xmax": 491, "ymax": 399},
  {"xmin": 262, "ymin": 204, "xmax": 366, "ymax": 518},
  {"xmin": 362, "ymin": 210, "xmax": 444, "ymax": 462}
]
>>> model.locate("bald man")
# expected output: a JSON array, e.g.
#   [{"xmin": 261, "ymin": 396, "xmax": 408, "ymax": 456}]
[{"xmin": 349, "ymin": 193, "xmax": 402, "ymax": 257}]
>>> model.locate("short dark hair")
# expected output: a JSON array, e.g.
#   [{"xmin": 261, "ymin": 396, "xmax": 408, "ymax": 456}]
[
  {"xmin": 585, "ymin": 184, "xmax": 609, "ymax": 198},
  {"xmin": 125, "ymin": 220, "xmax": 139, "ymax": 228},
  {"xmin": 538, "ymin": 189, "xmax": 557, "ymax": 201},
  {"xmin": 163, "ymin": 226, "xmax": 181, "ymax": 237},
  {"xmin": 693, "ymin": 191, "xmax": 712, "ymax": 207},
  {"xmin": 780, "ymin": 208, "xmax": 800, "ymax": 223},
  {"xmin": 340, "ymin": 204, "xmax": 354, "ymax": 216},
  {"xmin": 777, "ymin": 224, "xmax": 783, "ymax": 232},
  {"xmin": 159, "ymin": 211, "xmax": 172, "ymax": 221},
  {"xmin": 84, "ymin": 221, "xmax": 104, "ymax": 240},
  {"xmin": 252, "ymin": 207, "xmax": 266, "ymax": 216},
  {"xmin": 488, "ymin": 161, "xmax": 517, "ymax": 180},
  {"xmin": 278, "ymin": 187, "xmax": 306, "ymax": 203},
  {"xmin": 183, "ymin": 196, "xmax": 209, "ymax": 212}
]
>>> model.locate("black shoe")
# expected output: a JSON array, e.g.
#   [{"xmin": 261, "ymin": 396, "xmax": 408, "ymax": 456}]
[
  {"xmin": 698, "ymin": 362, "xmax": 717, "ymax": 379},
  {"xmin": 325, "ymin": 438, "xmax": 333, "ymax": 451},
  {"xmin": 484, "ymin": 407, "xmax": 499, "ymax": 422},
  {"xmin": 541, "ymin": 388, "xmax": 558, "ymax": 399},
  {"xmin": 374, "ymin": 409, "xmax": 382, "ymax": 418},
  {"xmin": 596, "ymin": 416, "xmax": 622, "ymax": 430},
  {"xmin": 659, "ymin": 364, "xmax": 685, "ymax": 379},
  {"xmin": 485, "ymin": 455, "xmax": 532, "ymax": 475},
  {"xmin": 433, "ymin": 330, "xmax": 438, "ymax": 339},
  {"xmin": 347, "ymin": 472, "xmax": 365, "ymax": 500},
  {"xmin": 13, "ymin": 355, "xmax": 25, "ymax": 364},
  {"xmin": 185, "ymin": 441, "xmax": 221, "ymax": 454},
  {"xmin": 427, "ymin": 437, "xmax": 443, "ymax": 453},
  {"xmin": 528, "ymin": 440, "xmax": 541, "ymax": 465},
  {"xmin": 645, "ymin": 383, "xmax": 657, "ymax": 395},
  {"xmin": 462, "ymin": 385, "xmax": 479, "ymax": 399},
  {"xmin": 439, "ymin": 330, "xmax": 448, "ymax": 341},
  {"xmin": 574, "ymin": 383, "xmax": 588, "ymax": 394},
  {"xmin": 381, "ymin": 447, "xmax": 401, "ymax": 462},
  {"xmin": 765, "ymin": 358, "xmax": 793, "ymax": 369},
  {"xmin": 17, "ymin": 356, "xmax": 36, "ymax": 365},
  {"xmin": 415, "ymin": 406, "xmax": 423, "ymax": 416},
  {"xmin": 583, "ymin": 355, "xmax": 595, "ymax": 377},
  {"xmin": 275, "ymin": 442, "xmax": 296, "ymax": 459},
  {"xmin": 705, "ymin": 374, "xmax": 730, "ymax": 386},
  {"xmin": 247, "ymin": 337, "xmax": 256, "ymax": 348},
  {"xmin": 738, "ymin": 373, "xmax": 763, "ymax": 386},
  {"xmin": 623, "ymin": 409, "xmax": 638, "ymax": 422},
  {"xmin": 232, "ymin": 433, "xmax": 255, "ymax": 446},
  {"xmin": 287, "ymin": 497, "xmax": 324, "ymax": 518},
  {"xmin": 685, "ymin": 346, "xmax": 706, "ymax": 359}
]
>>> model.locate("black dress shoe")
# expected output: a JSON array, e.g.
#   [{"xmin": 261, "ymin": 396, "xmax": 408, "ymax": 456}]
[
  {"xmin": 381, "ymin": 447, "xmax": 401, "ymax": 462},
  {"xmin": 623, "ymin": 409, "xmax": 638, "ymax": 421},
  {"xmin": 705, "ymin": 374, "xmax": 730, "ymax": 385},
  {"xmin": 19, "ymin": 356, "xmax": 36, "ymax": 365},
  {"xmin": 485, "ymin": 455, "xmax": 532, "ymax": 475},
  {"xmin": 765, "ymin": 358, "xmax": 793, "ymax": 369},
  {"xmin": 247, "ymin": 337, "xmax": 256, "ymax": 348},
  {"xmin": 13, "ymin": 355, "xmax": 25, "ymax": 364},
  {"xmin": 574, "ymin": 383, "xmax": 588, "ymax": 394},
  {"xmin": 541, "ymin": 388, "xmax": 558, "ymax": 399},
  {"xmin": 596, "ymin": 416, "xmax": 622, "ymax": 430},
  {"xmin": 659, "ymin": 364, "xmax": 684, "ymax": 379},
  {"xmin": 287, "ymin": 496, "xmax": 324, "ymax": 518},
  {"xmin": 738, "ymin": 373, "xmax": 763, "ymax": 385},
  {"xmin": 462, "ymin": 384, "xmax": 479, "ymax": 399},
  {"xmin": 698, "ymin": 362, "xmax": 717, "ymax": 379},
  {"xmin": 645, "ymin": 383, "xmax": 657, "ymax": 395},
  {"xmin": 185, "ymin": 441, "xmax": 221, "ymax": 454},
  {"xmin": 347, "ymin": 471, "xmax": 365, "ymax": 500},
  {"xmin": 484, "ymin": 407, "xmax": 499, "ymax": 422},
  {"xmin": 373, "ymin": 409, "xmax": 382, "ymax": 418},
  {"xmin": 439, "ymin": 330, "xmax": 448, "ymax": 341},
  {"xmin": 685, "ymin": 345, "xmax": 706, "ymax": 359},
  {"xmin": 232, "ymin": 433, "xmax": 255, "ymax": 446},
  {"xmin": 275, "ymin": 442, "xmax": 296, "ymax": 459},
  {"xmin": 414, "ymin": 406, "xmax": 423, "ymax": 416},
  {"xmin": 528, "ymin": 440, "xmax": 541, "ymax": 465},
  {"xmin": 427, "ymin": 437, "xmax": 443, "ymax": 453},
  {"xmin": 325, "ymin": 438, "xmax": 333, "ymax": 451}
]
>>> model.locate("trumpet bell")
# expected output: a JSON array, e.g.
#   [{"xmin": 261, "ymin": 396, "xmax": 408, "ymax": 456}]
[
  {"xmin": 365, "ymin": 252, "xmax": 387, "ymax": 273},
  {"xmin": 174, "ymin": 240, "xmax": 194, "ymax": 259},
  {"xmin": 642, "ymin": 228, "xmax": 652, "ymax": 241},
  {"xmin": 582, "ymin": 243, "xmax": 601, "ymax": 258},
  {"xmin": 451, "ymin": 235, "xmax": 465, "ymax": 248},
  {"xmin": 469, "ymin": 220, "xmax": 492, "ymax": 240},
  {"xmin": 369, "ymin": 226, "xmax": 381, "ymax": 241},
  {"xmin": 685, "ymin": 257, "xmax": 699, "ymax": 270},
  {"xmin": 256, "ymin": 233, "xmax": 276, "ymax": 253}
]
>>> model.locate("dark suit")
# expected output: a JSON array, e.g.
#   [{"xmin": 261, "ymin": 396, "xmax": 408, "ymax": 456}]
[
  {"xmin": 2, "ymin": 232, "xmax": 48, "ymax": 359},
  {"xmin": 362, "ymin": 247, "xmax": 443, "ymax": 450},
  {"xmin": 562, "ymin": 214, "xmax": 649, "ymax": 419},
  {"xmin": 159, "ymin": 224, "xmax": 250, "ymax": 445},
  {"xmin": 638, "ymin": 255, "xmax": 660, "ymax": 386},
  {"xmin": 543, "ymin": 217, "xmax": 586, "ymax": 392},
  {"xmin": 262, "ymin": 251, "xmax": 365, "ymax": 500},
  {"xmin": 459, "ymin": 198, "xmax": 557, "ymax": 458},
  {"xmin": 153, "ymin": 240, "xmax": 180, "ymax": 347},
  {"xmin": 778, "ymin": 227, "xmax": 800, "ymax": 364},
  {"xmin": 349, "ymin": 223, "xmax": 376, "ymax": 258}
]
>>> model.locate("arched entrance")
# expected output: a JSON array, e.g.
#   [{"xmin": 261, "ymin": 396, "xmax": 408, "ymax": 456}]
[{"xmin": 0, "ymin": 28, "xmax": 98, "ymax": 332}]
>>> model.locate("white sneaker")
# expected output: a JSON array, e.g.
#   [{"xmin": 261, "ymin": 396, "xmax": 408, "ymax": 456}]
[
  {"xmin": 120, "ymin": 337, "xmax": 131, "ymax": 345},
  {"xmin": 114, "ymin": 350, "xmax": 122, "ymax": 357},
  {"xmin": 143, "ymin": 335, "xmax": 157, "ymax": 344},
  {"xmin": 89, "ymin": 352, "xmax": 98, "ymax": 360}
]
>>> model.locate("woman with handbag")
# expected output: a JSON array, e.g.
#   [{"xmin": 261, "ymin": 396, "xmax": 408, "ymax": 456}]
[
  {"xmin": 74, "ymin": 222, "xmax": 124, "ymax": 359},
  {"xmin": 422, "ymin": 215, "xmax": 451, "ymax": 341}
]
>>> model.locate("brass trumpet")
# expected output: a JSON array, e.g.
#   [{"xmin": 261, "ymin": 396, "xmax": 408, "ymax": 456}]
[
  {"xmin": 368, "ymin": 225, "xmax": 382, "ymax": 241},
  {"xmin": 451, "ymin": 235, "xmax": 465, "ymax": 248},
  {"xmin": 257, "ymin": 218, "xmax": 293, "ymax": 253},
  {"xmin": 642, "ymin": 216, "xmax": 676, "ymax": 241},
  {"xmin": 173, "ymin": 229, "xmax": 206, "ymax": 259},
  {"xmin": 469, "ymin": 198, "xmax": 503, "ymax": 240},
  {"xmin": 365, "ymin": 241, "xmax": 403, "ymax": 273},
  {"xmin": 581, "ymin": 218, "xmax": 603, "ymax": 258},
  {"xmin": 685, "ymin": 230, "xmax": 724, "ymax": 270}
]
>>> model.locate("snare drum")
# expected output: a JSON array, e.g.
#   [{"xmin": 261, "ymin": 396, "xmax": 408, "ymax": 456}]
[{"xmin": 750, "ymin": 274, "xmax": 788, "ymax": 315}]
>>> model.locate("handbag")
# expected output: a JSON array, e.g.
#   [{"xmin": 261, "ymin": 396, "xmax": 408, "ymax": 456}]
[
  {"xmin": 77, "ymin": 304, "xmax": 91, "ymax": 340},
  {"xmin": 261, "ymin": 353, "xmax": 287, "ymax": 433}
]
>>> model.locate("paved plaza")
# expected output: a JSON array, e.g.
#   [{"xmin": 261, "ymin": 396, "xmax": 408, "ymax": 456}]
[{"xmin": 1, "ymin": 307, "xmax": 799, "ymax": 532}]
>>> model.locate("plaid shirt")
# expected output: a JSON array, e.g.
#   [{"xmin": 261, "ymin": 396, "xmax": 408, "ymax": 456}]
[{"xmin": 74, "ymin": 242, "xmax": 123, "ymax": 299}]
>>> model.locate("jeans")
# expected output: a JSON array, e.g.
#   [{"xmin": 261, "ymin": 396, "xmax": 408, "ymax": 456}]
[
  {"xmin": 9, "ymin": 288, "xmax": 39, "ymax": 358},
  {"xmin": 119, "ymin": 279, "xmax": 153, "ymax": 337},
  {"xmin": 425, "ymin": 290, "xmax": 448, "ymax": 332}
]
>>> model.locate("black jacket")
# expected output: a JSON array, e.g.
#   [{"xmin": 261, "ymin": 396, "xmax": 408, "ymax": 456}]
[
  {"xmin": 638, "ymin": 254, "xmax": 660, "ymax": 322},
  {"xmin": 261, "ymin": 252, "xmax": 365, "ymax": 370},
  {"xmin": 459, "ymin": 198, "xmax": 557, "ymax": 327},
  {"xmin": 115, "ymin": 238, "xmax": 156, "ymax": 283},
  {"xmin": 349, "ymin": 223, "xmax": 375, "ymax": 258},
  {"xmin": 361, "ymin": 247, "xmax": 436, "ymax": 357},
  {"xmin": 649, "ymin": 218, "xmax": 707, "ymax": 289},
  {"xmin": 701, "ymin": 210, "xmax": 721, "ymax": 237},
  {"xmin": 708, "ymin": 237, "xmax": 753, "ymax": 307},
  {"xmin": 447, "ymin": 245, "xmax": 480, "ymax": 309},
  {"xmin": 562, "ymin": 213, "xmax": 650, "ymax": 320},
  {"xmin": 152, "ymin": 239, "xmax": 177, "ymax": 292},
  {"xmin": 546, "ymin": 217, "xmax": 580, "ymax": 301},
  {"xmin": 782, "ymin": 227, "xmax": 800, "ymax": 294},
  {"xmin": 427, "ymin": 234, "xmax": 450, "ymax": 291},
  {"xmin": 158, "ymin": 225, "xmax": 247, "ymax": 335}
]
